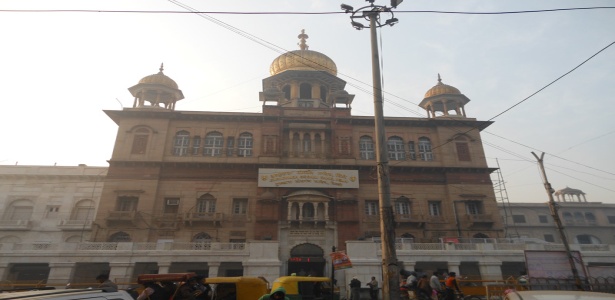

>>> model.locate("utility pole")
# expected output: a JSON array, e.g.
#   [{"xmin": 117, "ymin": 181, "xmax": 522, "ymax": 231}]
[
  {"xmin": 340, "ymin": 2, "xmax": 401, "ymax": 300},
  {"xmin": 531, "ymin": 152, "xmax": 584, "ymax": 290}
]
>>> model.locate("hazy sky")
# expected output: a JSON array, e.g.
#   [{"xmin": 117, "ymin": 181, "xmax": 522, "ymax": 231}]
[{"xmin": 1, "ymin": 1, "xmax": 613, "ymax": 204}]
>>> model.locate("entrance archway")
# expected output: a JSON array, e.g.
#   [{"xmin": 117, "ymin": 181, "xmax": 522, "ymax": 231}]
[{"xmin": 289, "ymin": 243, "xmax": 325, "ymax": 276}]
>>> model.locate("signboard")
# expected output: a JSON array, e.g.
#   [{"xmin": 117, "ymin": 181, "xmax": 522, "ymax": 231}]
[
  {"xmin": 524, "ymin": 250, "xmax": 587, "ymax": 278},
  {"xmin": 258, "ymin": 168, "xmax": 359, "ymax": 188},
  {"xmin": 330, "ymin": 251, "xmax": 353, "ymax": 270}
]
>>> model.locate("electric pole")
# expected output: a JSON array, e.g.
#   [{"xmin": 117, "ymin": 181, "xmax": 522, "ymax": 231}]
[
  {"xmin": 341, "ymin": 2, "xmax": 402, "ymax": 300},
  {"xmin": 531, "ymin": 152, "xmax": 584, "ymax": 290}
]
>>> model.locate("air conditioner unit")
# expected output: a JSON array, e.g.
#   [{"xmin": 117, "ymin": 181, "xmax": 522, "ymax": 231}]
[{"xmin": 166, "ymin": 199, "xmax": 180, "ymax": 206}]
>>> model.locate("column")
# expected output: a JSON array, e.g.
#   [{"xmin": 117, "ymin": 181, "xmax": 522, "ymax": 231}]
[
  {"xmin": 208, "ymin": 262, "xmax": 221, "ymax": 278},
  {"xmin": 109, "ymin": 262, "xmax": 133, "ymax": 288},
  {"xmin": 299, "ymin": 203, "xmax": 304, "ymax": 221},
  {"xmin": 447, "ymin": 261, "xmax": 461, "ymax": 275},
  {"xmin": 287, "ymin": 203, "xmax": 293, "ymax": 221},
  {"xmin": 299, "ymin": 133, "xmax": 305, "ymax": 156},
  {"xmin": 442, "ymin": 101, "xmax": 448, "ymax": 116},
  {"xmin": 310, "ymin": 133, "xmax": 316, "ymax": 155},
  {"xmin": 324, "ymin": 202, "xmax": 329, "ymax": 221},
  {"xmin": 320, "ymin": 131, "xmax": 326, "ymax": 155},
  {"xmin": 478, "ymin": 261, "xmax": 503, "ymax": 281},
  {"xmin": 47, "ymin": 262, "xmax": 76, "ymax": 287},
  {"xmin": 289, "ymin": 131, "xmax": 294, "ymax": 155},
  {"xmin": 290, "ymin": 81, "xmax": 299, "ymax": 100},
  {"xmin": 158, "ymin": 262, "xmax": 172, "ymax": 274}
]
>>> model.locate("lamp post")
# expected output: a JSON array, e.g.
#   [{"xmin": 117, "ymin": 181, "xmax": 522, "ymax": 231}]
[{"xmin": 341, "ymin": 2, "xmax": 402, "ymax": 300}]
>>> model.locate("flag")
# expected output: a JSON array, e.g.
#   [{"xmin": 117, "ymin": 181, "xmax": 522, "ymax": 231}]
[{"xmin": 330, "ymin": 251, "xmax": 353, "ymax": 270}]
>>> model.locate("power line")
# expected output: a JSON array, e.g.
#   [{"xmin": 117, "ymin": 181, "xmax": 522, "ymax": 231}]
[{"xmin": 1, "ymin": 7, "xmax": 614, "ymax": 14}]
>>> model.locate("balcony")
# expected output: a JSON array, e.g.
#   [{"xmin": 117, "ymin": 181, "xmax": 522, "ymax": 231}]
[
  {"xmin": 394, "ymin": 214, "xmax": 426, "ymax": 227},
  {"xmin": 57, "ymin": 219, "xmax": 92, "ymax": 230},
  {"xmin": 0, "ymin": 219, "xmax": 32, "ymax": 230},
  {"xmin": 106, "ymin": 210, "xmax": 137, "ymax": 224},
  {"xmin": 461, "ymin": 213, "xmax": 496, "ymax": 227},
  {"xmin": 287, "ymin": 216, "xmax": 328, "ymax": 226},
  {"xmin": 184, "ymin": 212, "xmax": 224, "ymax": 226}
]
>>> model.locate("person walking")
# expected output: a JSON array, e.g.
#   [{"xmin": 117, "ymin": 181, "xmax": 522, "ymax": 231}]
[
  {"xmin": 349, "ymin": 276, "xmax": 361, "ymax": 300},
  {"xmin": 429, "ymin": 272, "xmax": 442, "ymax": 300},
  {"xmin": 366, "ymin": 276, "xmax": 379, "ymax": 300},
  {"xmin": 444, "ymin": 272, "xmax": 461, "ymax": 300}
]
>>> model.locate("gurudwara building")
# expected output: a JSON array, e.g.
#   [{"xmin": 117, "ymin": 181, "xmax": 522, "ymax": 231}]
[
  {"xmin": 93, "ymin": 32, "xmax": 502, "ymax": 277},
  {"xmin": 1, "ymin": 32, "xmax": 613, "ymax": 289}
]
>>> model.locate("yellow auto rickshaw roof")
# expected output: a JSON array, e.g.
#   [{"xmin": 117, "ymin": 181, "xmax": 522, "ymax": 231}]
[
  {"xmin": 273, "ymin": 276, "xmax": 331, "ymax": 284},
  {"xmin": 205, "ymin": 276, "xmax": 268, "ymax": 284}
]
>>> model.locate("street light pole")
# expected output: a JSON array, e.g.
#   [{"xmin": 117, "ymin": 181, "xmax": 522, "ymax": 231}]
[{"xmin": 341, "ymin": 2, "xmax": 401, "ymax": 300}]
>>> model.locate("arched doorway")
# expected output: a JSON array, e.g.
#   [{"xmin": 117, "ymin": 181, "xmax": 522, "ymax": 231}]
[{"xmin": 289, "ymin": 243, "xmax": 325, "ymax": 276}]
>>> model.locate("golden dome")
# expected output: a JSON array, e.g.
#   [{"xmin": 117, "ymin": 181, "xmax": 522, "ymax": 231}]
[
  {"xmin": 138, "ymin": 63, "xmax": 179, "ymax": 89},
  {"xmin": 269, "ymin": 29, "xmax": 337, "ymax": 76},
  {"xmin": 424, "ymin": 74, "xmax": 461, "ymax": 98}
]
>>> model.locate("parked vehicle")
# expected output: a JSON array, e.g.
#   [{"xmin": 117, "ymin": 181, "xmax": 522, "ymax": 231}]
[
  {"xmin": 0, "ymin": 288, "xmax": 135, "ymax": 300},
  {"xmin": 205, "ymin": 276, "xmax": 269, "ymax": 300}
]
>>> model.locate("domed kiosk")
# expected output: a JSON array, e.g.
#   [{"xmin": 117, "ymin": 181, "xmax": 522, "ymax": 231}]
[
  {"xmin": 419, "ymin": 74, "xmax": 470, "ymax": 118},
  {"xmin": 128, "ymin": 63, "xmax": 184, "ymax": 110}
]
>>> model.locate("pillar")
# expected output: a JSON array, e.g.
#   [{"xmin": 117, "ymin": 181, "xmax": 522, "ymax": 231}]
[
  {"xmin": 47, "ymin": 262, "xmax": 76, "ymax": 286},
  {"xmin": 158, "ymin": 262, "xmax": 172, "ymax": 274},
  {"xmin": 108, "ymin": 262, "xmax": 133, "ymax": 288},
  {"xmin": 447, "ymin": 261, "xmax": 461, "ymax": 275},
  {"xmin": 478, "ymin": 261, "xmax": 503, "ymax": 281},
  {"xmin": 0, "ymin": 262, "xmax": 10, "ymax": 281},
  {"xmin": 208, "ymin": 262, "xmax": 221, "ymax": 278}
]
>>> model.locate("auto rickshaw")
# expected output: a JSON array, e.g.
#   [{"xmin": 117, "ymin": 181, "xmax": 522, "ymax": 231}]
[
  {"xmin": 205, "ymin": 276, "xmax": 269, "ymax": 300},
  {"xmin": 271, "ymin": 276, "xmax": 337, "ymax": 300},
  {"xmin": 136, "ymin": 272, "xmax": 200, "ymax": 299}
]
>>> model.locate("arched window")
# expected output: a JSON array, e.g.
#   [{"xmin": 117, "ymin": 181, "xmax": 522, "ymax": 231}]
[
  {"xmin": 238, "ymin": 132, "xmax": 253, "ymax": 157},
  {"xmin": 359, "ymin": 136, "xmax": 375, "ymax": 160},
  {"xmin": 196, "ymin": 194, "xmax": 216, "ymax": 215},
  {"xmin": 563, "ymin": 212, "xmax": 573, "ymax": 224},
  {"xmin": 283, "ymin": 85, "xmax": 291, "ymax": 100},
  {"xmin": 131, "ymin": 127, "xmax": 150, "ymax": 154},
  {"xmin": 418, "ymin": 137, "xmax": 434, "ymax": 161},
  {"xmin": 6, "ymin": 199, "xmax": 34, "ymax": 221},
  {"xmin": 302, "ymin": 133, "xmax": 312, "ymax": 153},
  {"xmin": 193, "ymin": 232, "xmax": 212, "ymax": 242},
  {"xmin": 173, "ymin": 130, "xmax": 190, "ymax": 156},
  {"xmin": 394, "ymin": 196, "xmax": 411, "ymax": 216},
  {"xmin": 71, "ymin": 199, "xmax": 95, "ymax": 221},
  {"xmin": 204, "ymin": 132, "xmax": 223, "ymax": 156},
  {"xmin": 454, "ymin": 136, "xmax": 471, "ymax": 161},
  {"xmin": 303, "ymin": 203, "xmax": 315, "ymax": 219},
  {"xmin": 108, "ymin": 232, "xmax": 131, "ymax": 242},
  {"xmin": 300, "ymin": 83, "xmax": 312, "ymax": 99},
  {"xmin": 387, "ymin": 136, "xmax": 405, "ymax": 160},
  {"xmin": 585, "ymin": 212, "xmax": 596, "ymax": 224}
]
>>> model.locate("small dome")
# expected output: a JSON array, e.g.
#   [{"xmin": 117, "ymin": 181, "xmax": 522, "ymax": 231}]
[
  {"xmin": 138, "ymin": 64, "xmax": 178, "ymax": 89},
  {"xmin": 424, "ymin": 74, "xmax": 461, "ymax": 98},
  {"xmin": 269, "ymin": 29, "xmax": 337, "ymax": 76}
]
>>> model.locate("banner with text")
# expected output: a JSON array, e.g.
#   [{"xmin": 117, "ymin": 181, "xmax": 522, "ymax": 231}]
[
  {"xmin": 258, "ymin": 168, "xmax": 359, "ymax": 188},
  {"xmin": 330, "ymin": 251, "xmax": 353, "ymax": 270}
]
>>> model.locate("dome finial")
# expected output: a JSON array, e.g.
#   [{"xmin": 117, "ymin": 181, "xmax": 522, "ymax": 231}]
[
  {"xmin": 159, "ymin": 63, "xmax": 164, "ymax": 74},
  {"xmin": 298, "ymin": 29, "xmax": 309, "ymax": 50},
  {"xmin": 437, "ymin": 73, "xmax": 442, "ymax": 84}
]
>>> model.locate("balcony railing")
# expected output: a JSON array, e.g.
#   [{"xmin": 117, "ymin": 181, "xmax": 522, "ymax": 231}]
[
  {"xmin": 0, "ymin": 219, "xmax": 32, "ymax": 230},
  {"xmin": 57, "ymin": 219, "xmax": 92, "ymax": 230},
  {"xmin": 184, "ymin": 212, "xmax": 224, "ymax": 225},
  {"xmin": 106, "ymin": 211, "xmax": 137, "ymax": 221}
]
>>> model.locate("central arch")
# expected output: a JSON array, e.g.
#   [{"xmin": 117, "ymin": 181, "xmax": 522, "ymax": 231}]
[{"xmin": 289, "ymin": 243, "xmax": 325, "ymax": 276}]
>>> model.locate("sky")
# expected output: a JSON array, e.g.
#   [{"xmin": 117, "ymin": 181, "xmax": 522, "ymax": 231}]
[{"xmin": 0, "ymin": 0, "xmax": 614, "ymax": 204}]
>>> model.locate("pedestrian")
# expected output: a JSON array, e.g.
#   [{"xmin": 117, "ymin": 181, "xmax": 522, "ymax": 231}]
[
  {"xmin": 349, "ymin": 276, "xmax": 361, "ymax": 300},
  {"xmin": 96, "ymin": 273, "xmax": 118, "ymax": 292},
  {"xmin": 443, "ymin": 272, "xmax": 461, "ymax": 300},
  {"xmin": 137, "ymin": 282, "xmax": 173, "ymax": 300},
  {"xmin": 366, "ymin": 276, "xmax": 379, "ymax": 300},
  {"xmin": 417, "ymin": 274, "xmax": 432, "ymax": 300},
  {"xmin": 429, "ymin": 272, "xmax": 442, "ymax": 300}
]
